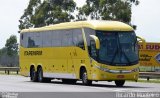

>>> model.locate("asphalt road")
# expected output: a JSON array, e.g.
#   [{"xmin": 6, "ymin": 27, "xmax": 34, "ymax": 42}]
[{"xmin": 0, "ymin": 75, "xmax": 160, "ymax": 92}]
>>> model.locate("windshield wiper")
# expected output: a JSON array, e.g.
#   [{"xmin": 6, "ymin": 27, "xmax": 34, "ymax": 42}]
[
  {"xmin": 110, "ymin": 33, "xmax": 119, "ymax": 65},
  {"xmin": 122, "ymin": 51, "xmax": 131, "ymax": 65},
  {"xmin": 110, "ymin": 46, "xmax": 118, "ymax": 65},
  {"xmin": 110, "ymin": 33, "xmax": 132, "ymax": 66}
]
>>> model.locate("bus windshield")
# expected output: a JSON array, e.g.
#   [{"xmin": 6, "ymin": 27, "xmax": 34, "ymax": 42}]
[{"xmin": 96, "ymin": 31, "xmax": 138, "ymax": 66}]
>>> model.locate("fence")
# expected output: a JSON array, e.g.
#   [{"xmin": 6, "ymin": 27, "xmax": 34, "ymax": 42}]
[
  {"xmin": 0, "ymin": 67, "xmax": 160, "ymax": 81},
  {"xmin": 139, "ymin": 72, "xmax": 160, "ymax": 81},
  {"xmin": 0, "ymin": 67, "xmax": 20, "ymax": 75}
]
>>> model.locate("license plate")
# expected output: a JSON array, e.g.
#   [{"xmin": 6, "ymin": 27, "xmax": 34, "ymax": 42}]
[{"xmin": 117, "ymin": 75, "xmax": 124, "ymax": 78}]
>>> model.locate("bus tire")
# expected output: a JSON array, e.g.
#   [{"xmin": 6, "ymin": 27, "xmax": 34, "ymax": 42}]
[
  {"xmin": 30, "ymin": 67, "xmax": 37, "ymax": 82},
  {"xmin": 37, "ymin": 67, "xmax": 43, "ymax": 82},
  {"xmin": 81, "ymin": 69, "xmax": 92, "ymax": 86},
  {"xmin": 115, "ymin": 80, "xmax": 125, "ymax": 87}
]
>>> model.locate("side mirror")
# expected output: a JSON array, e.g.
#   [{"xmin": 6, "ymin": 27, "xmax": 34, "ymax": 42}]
[
  {"xmin": 137, "ymin": 36, "xmax": 146, "ymax": 50},
  {"xmin": 89, "ymin": 35, "xmax": 100, "ymax": 49},
  {"xmin": 89, "ymin": 35, "xmax": 100, "ymax": 60}
]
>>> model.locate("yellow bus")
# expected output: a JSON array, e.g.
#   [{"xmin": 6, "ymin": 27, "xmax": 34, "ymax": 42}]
[{"xmin": 20, "ymin": 20, "xmax": 139, "ymax": 87}]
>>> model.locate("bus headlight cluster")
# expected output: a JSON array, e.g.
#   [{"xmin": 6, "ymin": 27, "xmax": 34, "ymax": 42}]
[
  {"xmin": 95, "ymin": 65, "xmax": 119, "ymax": 73},
  {"xmin": 95, "ymin": 65, "xmax": 139, "ymax": 73},
  {"xmin": 95, "ymin": 65, "xmax": 109, "ymax": 72},
  {"xmin": 131, "ymin": 68, "xmax": 139, "ymax": 72}
]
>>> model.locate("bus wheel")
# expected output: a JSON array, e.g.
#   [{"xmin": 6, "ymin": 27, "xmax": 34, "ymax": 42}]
[
  {"xmin": 62, "ymin": 79, "xmax": 77, "ymax": 84},
  {"xmin": 30, "ymin": 67, "xmax": 37, "ymax": 82},
  {"xmin": 115, "ymin": 80, "xmax": 125, "ymax": 87},
  {"xmin": 37, "ymin": 67, "xmax": 43, "ymax": 82},
  {"xmin": 81, "ymin": 69, "xmax": 92, "ymax": 85}
]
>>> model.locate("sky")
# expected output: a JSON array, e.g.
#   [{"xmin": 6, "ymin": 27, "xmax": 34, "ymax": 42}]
[
  {"xmin": 132, "ymin": 0, "xmax": 160, "ymax": 42},
  {"xmin": 0, "ymin": 0, "xmax": 160, "ymax": 48},
  {"xmin": 0, "ymin": 0, "xmax": 28, "ymax": 48}
]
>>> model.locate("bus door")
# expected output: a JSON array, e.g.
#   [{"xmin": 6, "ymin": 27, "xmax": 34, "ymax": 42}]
[
  {"xmin": 61, "ymin": 29, "xmax": 76, "ymax": 78},
  {"xmin": 68, "ymin": 29, "xmax": 85, "ymax": 79},
  {"xmin": 68, "ymin": 48, "xmax": 77, "ymax": 78}
]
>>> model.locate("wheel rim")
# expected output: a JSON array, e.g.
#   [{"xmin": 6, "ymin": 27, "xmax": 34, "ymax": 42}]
[{"xmin": 83, "ymin": 72, "xmax": 87, "ymax": 84}]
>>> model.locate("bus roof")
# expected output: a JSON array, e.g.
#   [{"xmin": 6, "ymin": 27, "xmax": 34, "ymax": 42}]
[{"xmin": 21, "ymin": 20, "xmax": 134, "ymax": 33}]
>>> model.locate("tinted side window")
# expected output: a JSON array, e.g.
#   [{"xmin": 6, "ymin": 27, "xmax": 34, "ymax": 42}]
[
  {"xmin": 52, "ymin": 30, "xmax": 62, "ymax": 47},
  {"xmin": 73, "ymin": 29, "xmax": 84, "ymax": 49},
  {"xmin": 61, "ymin": 30, "xmax": 73, "ymax": 46},
  {"xmin": 34, "ymin": 32, "xmax": 42, "ymax": 47},
  {"xmin": 42, "ymin": 31, "xmax": 52, "ymax": 47},
  {"xmin": 21, "ymin": 29, "xmax": 85, "ymax": 48},
  {"xmin": 27, "ymin": 33, "xmax": 34, "ymax": 48},
  {"xmin": 84, "ymin": 28, "xmax": 96, "ymax": 56},
  {"xmin": 84, "ymin": 28, "xmax": 95, "ymax": 47},
  {"xmin": 20, "ymin": 33, "xmax": 28, "ymax": 48},
  {"xmin": 28, "ymin": 32, "xmax": 42, "ymax": 48},
  {"xmin": 20, "ymin": 33, "xmax": 23, "ymax": 46}
]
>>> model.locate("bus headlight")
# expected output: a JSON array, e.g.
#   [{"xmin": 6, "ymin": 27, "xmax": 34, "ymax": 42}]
[
  {"xmin": 131, "ymin": 68, "xmax": 139, "ymax": 72},
  {"xmin": 95, "ymin": 65, "xmax": 120, "ymax": 73},
  {"xmin": 108, "ymin": 70, "xmax": 121, "ymax": 73},
  {"xmin": 95, "ymin": 65, "xmax": 109, "ymax": 72},
  {"xmin": 95, "ymin": 65, "xmax": 139, "ymax": 73}
]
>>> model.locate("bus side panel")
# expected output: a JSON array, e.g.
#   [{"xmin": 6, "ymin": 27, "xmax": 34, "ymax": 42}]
[{"xmin": 70, "ymin": 47, "xmax": 90, "ymax": 79}]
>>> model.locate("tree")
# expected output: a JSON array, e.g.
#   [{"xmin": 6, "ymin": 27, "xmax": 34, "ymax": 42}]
[
  {"xmin": 19, "ymin": 0, "xmax": 41, "ymax": 30},
  {"xmin": 0, "ymin": 35, "xmax": 19, "ymax": 67},
  {"xmin": 5, "ymin": 35, "xmax": 18, "ymax": 56},
  {"xmin": 76, "ymin": 0, "xmax": 139, "ymax": 23},
  {"xmin": 19, "ymin": 0, "xmax": 76, "ymax": 30},
  {"xmin": 0, "ymin": 47, "xmax": 19, "ymax": 67},
  {"xmin": 32, "ymin": 0, "xmax": 76, "ymax": 27},
  {"xmin": 19, "ymin": 0, "xmax": 139, "ymax": 30}
]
